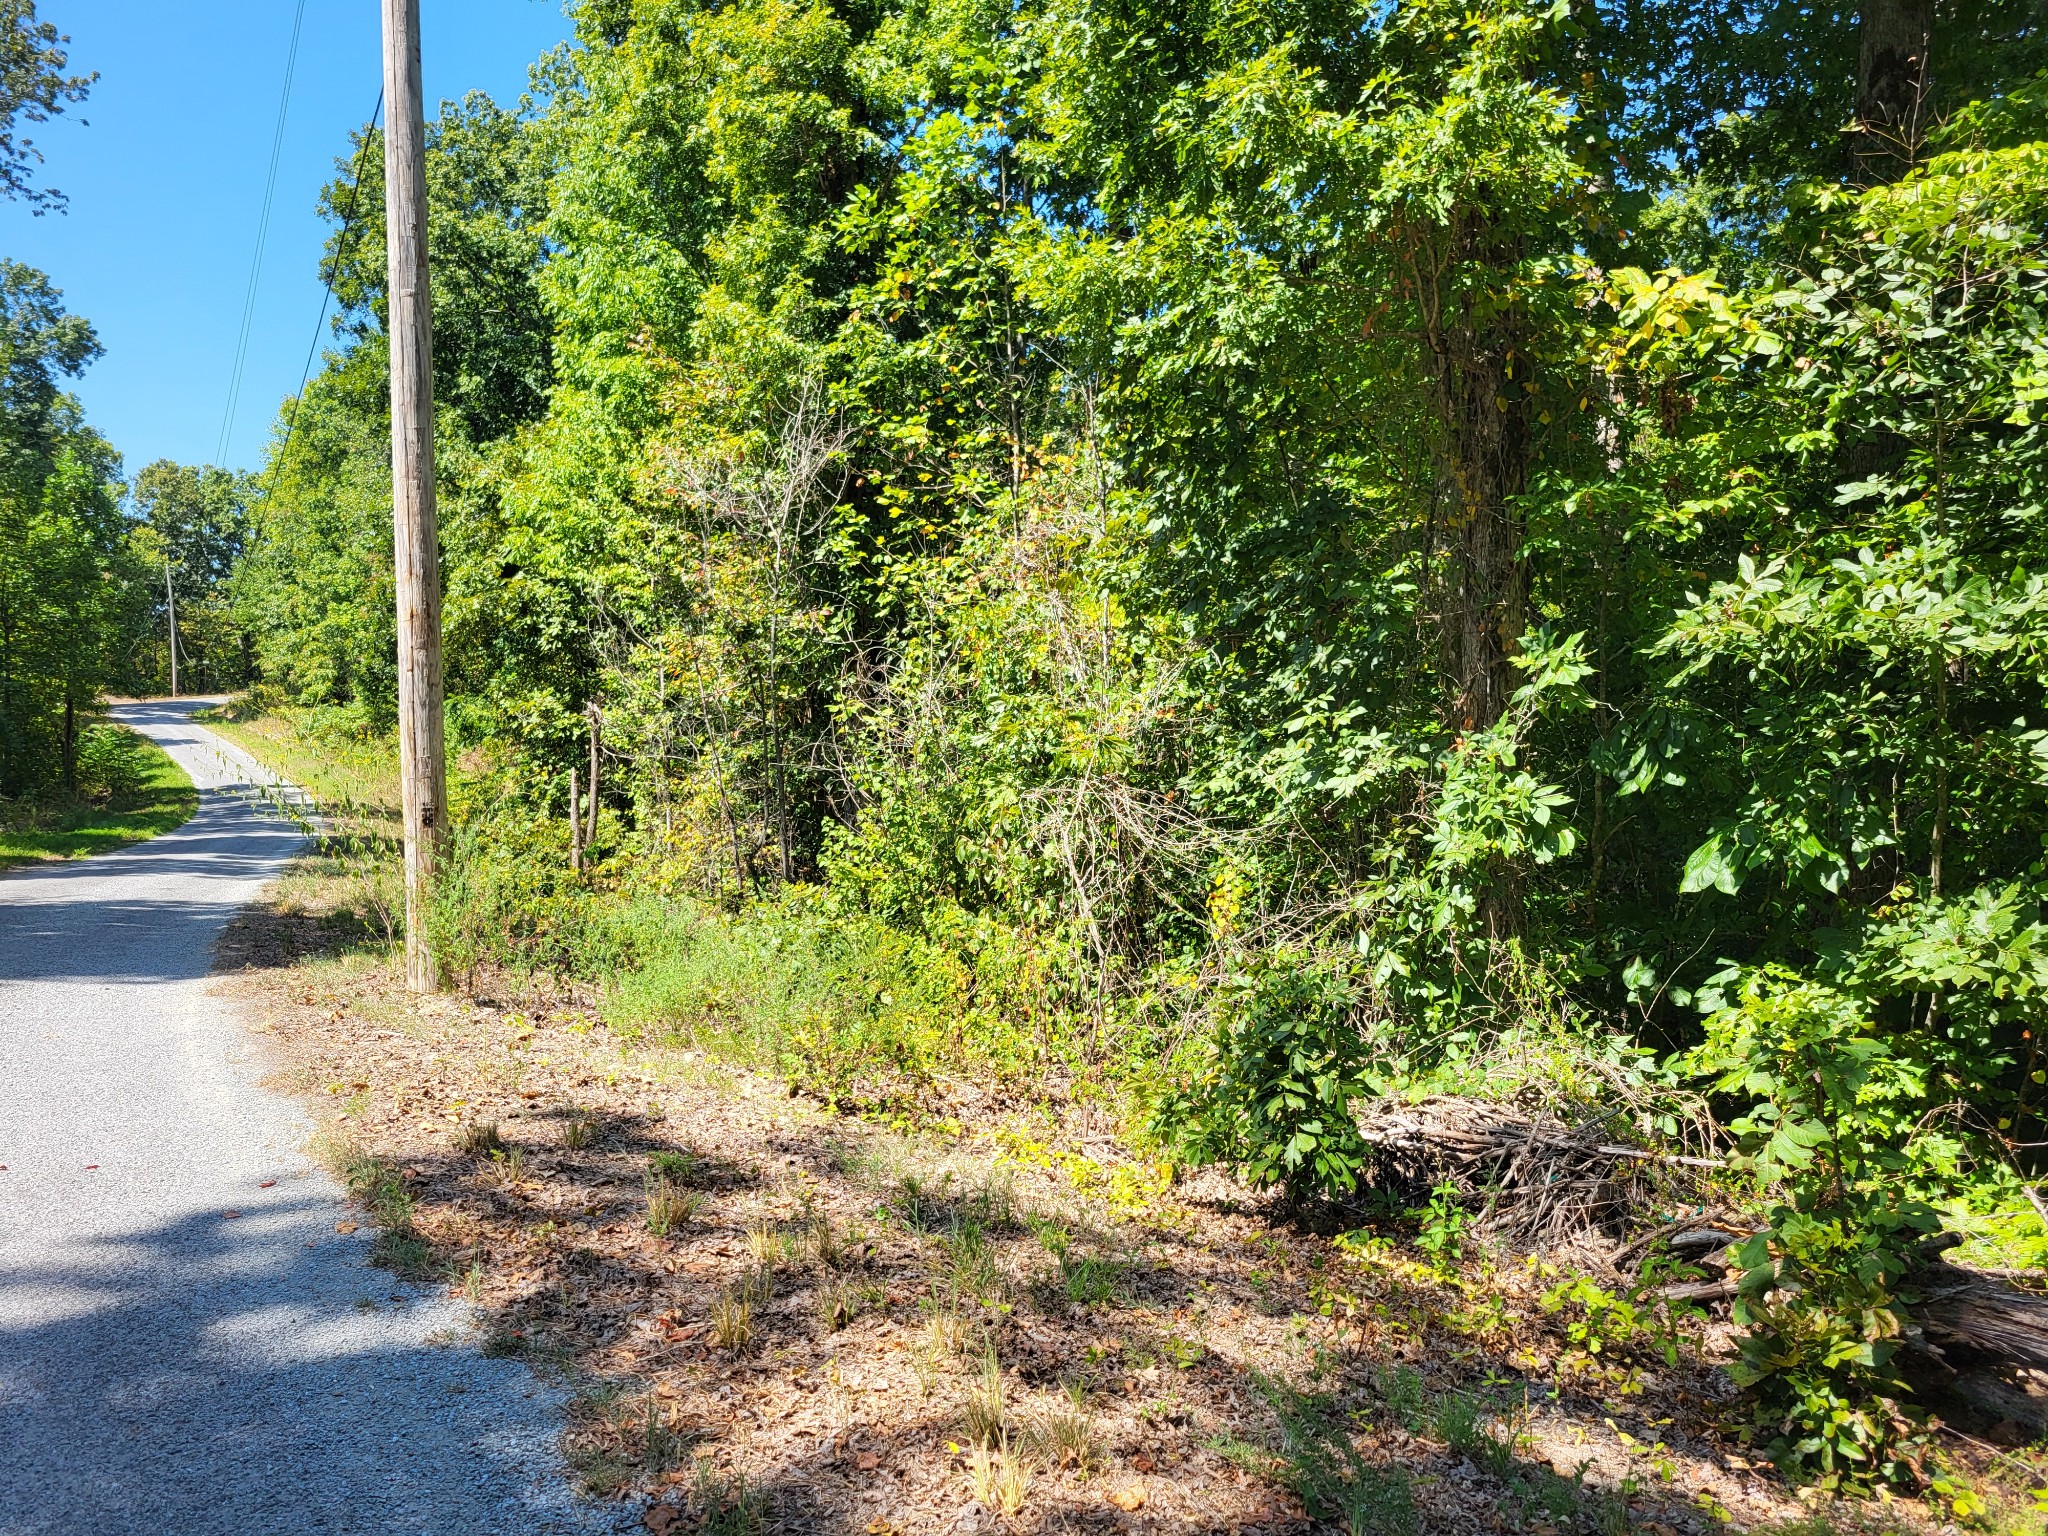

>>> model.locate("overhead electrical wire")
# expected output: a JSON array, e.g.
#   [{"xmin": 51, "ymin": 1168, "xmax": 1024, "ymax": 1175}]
[
  {"xmin": 262, "ymin": 89, "xmax": 384, "ymax": 505},
  {"xmin": 215, "ymin": 0, "xmax": 309, "ymax": 468}
]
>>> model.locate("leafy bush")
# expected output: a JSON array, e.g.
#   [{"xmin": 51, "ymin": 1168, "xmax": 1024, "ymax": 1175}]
[
  {"xmin": 1684, "ymin": 967, "xmax": 1947, "ymax": 1484},
  {"xmin": 72, "ymin": 724, "xmax": 145, "ymax": 801},
  {"xmin": 1155, "ymin": 955, "xmax": 1375, "ymax": 1197}
]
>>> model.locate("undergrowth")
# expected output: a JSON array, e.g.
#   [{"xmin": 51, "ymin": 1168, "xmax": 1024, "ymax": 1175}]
[{"xmin": 0, "ymin": 724, "xmax": 195, "ymax": 869}]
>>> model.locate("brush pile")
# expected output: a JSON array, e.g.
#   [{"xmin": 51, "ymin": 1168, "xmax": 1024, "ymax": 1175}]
[{"xmin": 1347, "ymin": 1095, "xmax": 1712, "ymax": 1250}]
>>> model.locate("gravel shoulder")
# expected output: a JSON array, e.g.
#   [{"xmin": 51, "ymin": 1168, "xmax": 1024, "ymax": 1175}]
[{"xmin": 0, "ymin": 700, "xmax": 611, "ymax": 1536}]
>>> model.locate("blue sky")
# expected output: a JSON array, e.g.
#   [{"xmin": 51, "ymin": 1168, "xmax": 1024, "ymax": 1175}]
[{"xmin": 3, "ymin": 1, "xmax": 576, "ymax": 478}]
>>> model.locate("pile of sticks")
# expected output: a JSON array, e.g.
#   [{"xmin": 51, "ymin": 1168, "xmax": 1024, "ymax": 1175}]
[
  {"xmin": 1344, "ymin": 1094, "xmax": 2048, "ymax": 1418},
  {"xmin": 1348, "ymin": 1095, "xmax": 1717, "ymax": 1248}
]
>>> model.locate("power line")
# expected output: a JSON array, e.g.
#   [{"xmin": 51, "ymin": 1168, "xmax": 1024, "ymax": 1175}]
[
  {"xmin": 261, "ymin": 89, "xmax": 384, "ymax": 505},
  {"xmin": 216, "ymin": 0, "xmax": 309, "ymax": 468}
]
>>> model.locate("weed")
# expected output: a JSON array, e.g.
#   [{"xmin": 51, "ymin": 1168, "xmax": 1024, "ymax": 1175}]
[
  {"xmin": 942, "ymin": 1220, "xmax": 1000, "ymax": 1299},
  {"xmin": 338, "ymin": 1149, "xmax": 414, "ymax": 1228},
  {"xmin": 962, "ymin": 1352, "xmax": 1008, "ymax": 1447},
  {"xmin": 967, "ymin": 1434, "xmax": 1031, "ymax": 1517},
  {"xmin": 645, "ymin": 1171, "xmax": 702, "ymax": 1237},
  {"xmin": 454, "ymin": 1120, "xmax": 505, "ymax": 1158},
  {"xmin": 817, "ymin": 1277, "xmax": 859, "ymax": 1332},
  {"xmin": 1240, "ymin": 1371, "xmax": 1419, "ymax": 1536},
  {"xmin": 746, "ymin": 1219, "xmax": 779, "ymax": 1265},
  {"xmin": 1375, "ymin": 1365, "xmax": 1427, "ymax": 1433},
  {"xmin": 456, "ymin": 1248, "xmax": 485, "ymax": 1302},
  {"xmin": 911, "ymin": 1336, "xmax": 943, "ymax": 1398},
  {"xmin": 816, "ymin": 1275, "xmax": 882, "ymax": 1333},
  {"xmin": 894, "ymin": 1172, "xmax": 941, "ymax": 1232},
  {"xmin": 1061, "ymin": 1252, "xmax": 1121, "ymax": 1306},
  {"xmin": 1027, "ymin": 1214, "xmax": 1070, "ymax": 1258},
  {"xmin": 1410, "ymin": 1179, "xmax": 1468, "ymax": 1270},
  {"xmin": 692, "ymin": 1459, "xmax": 764, "ymax": 1536},
  {"xmin": 561, "ymin": 1110, "xmax": 598, "ymax": 1150},
  {"xmin": 649, "ymin": 1148, "xmax": 699, "ymax": 1183},
  {"xmin": 972, "ymin": 1166, "xmax": 1018, "ymax": 1231},
  {"xmin": 571, "ymin": 1386, "xmax": 692, "ymax": 1496},
  {"xmin": 801, "ymin": 1212, "xmax": 846, "ymax": 1269},
  {"xmin": 642, "ymin": 1398, "xmax": 689, "ymax": 1479},
  {"xmin": 711, "ymin": 1286, "xmax": 755, "ymax": 1354},
  {"xmin": 1431, "ymin": 1390, "xmax": 1518, "ymax": 1480},
  {"xmin": 1022, "ymin": 1398, "xmax": 1101, "ymax": 1472},
  {"xmin": 484, "ymin": 1145, "xmax": 526, "ymax": 1187},
  {"xmin": 371, "ymin": 1228, "xmax": 435, "ymax": 1277},
  {"xmin": 920, "ymin": 1294, "xmax": 968, "ymax": 1358}
]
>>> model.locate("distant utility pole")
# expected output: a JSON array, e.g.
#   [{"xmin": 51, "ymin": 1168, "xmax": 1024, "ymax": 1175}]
[
  {"xmin": 165, "ymin": 557, "xmax": 179, "ymax": 699},
  {"xmin": 383, "ymin": 0, "xmax": 448, "ymax": 994}
]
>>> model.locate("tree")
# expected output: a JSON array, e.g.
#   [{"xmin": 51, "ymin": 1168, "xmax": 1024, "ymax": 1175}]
[
  {"xmin": 0, "ymin": 261, "xmax": 123, "ymax": 793},
  {"xmin": 130, "ymin": 460, "xmax": 251, "ymax": 693},
  {"xmin": 0, "ymin": 1, "xmax": 91, "ymax": 213}
]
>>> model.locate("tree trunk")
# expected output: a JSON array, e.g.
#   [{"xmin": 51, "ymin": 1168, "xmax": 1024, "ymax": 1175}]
[
  {"xmin": 585, "ymin": 703, "xmax": 602, "ymax": 853},
  {"xmin": 1420, "ymin": 212, "xmax": 1536, "ymax": 941},
  {"xmin": 569, "ymin": 766, "xmax": 582, "ymax": 873},
  {"xmin": 1856, "ymin": 0, "xmax": 1934, "ymax": 182},
  {"xmin": 1426, "ymin": 215, "xmax": 1532, "ymax": 737}
]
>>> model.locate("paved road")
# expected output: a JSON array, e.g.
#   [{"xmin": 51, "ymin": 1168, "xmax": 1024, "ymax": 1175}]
[{"xmin": 0, "ymin": 701, "xmax": 607, "ymax": 1535}]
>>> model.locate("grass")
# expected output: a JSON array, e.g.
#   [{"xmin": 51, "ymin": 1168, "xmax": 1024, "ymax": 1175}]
[
  {"xmin": 192, "ymin": 700, "xmax": 398, "ymax": 814},
  {"xmin": 967, "ymin": 1435, "xmax": 1032, "ymax": 1517},
  {"xmin": 0, "ymin": 727, "xmax": 196, "ymax": 870}
]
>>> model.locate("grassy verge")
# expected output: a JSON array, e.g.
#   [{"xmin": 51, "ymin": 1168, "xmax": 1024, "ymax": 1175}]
[
  {"xmin": 0, "ymin": 727, "xmax": 197, "ymax": 871},
  {"xmin": 192, "ymin": 700, "xmax": 398, "ymax": 813}
]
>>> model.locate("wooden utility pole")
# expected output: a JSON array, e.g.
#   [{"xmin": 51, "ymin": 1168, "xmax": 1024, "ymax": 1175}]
[
  {"xmin": 383, "ymin": 0, "xmax": 448, "ymax": 993},
  {"xmin": 164, "ymin": 557, "xmax": 178, "ymax": 698}
]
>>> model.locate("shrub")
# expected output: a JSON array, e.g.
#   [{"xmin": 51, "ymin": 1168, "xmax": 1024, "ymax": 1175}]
[
  {"xmin": 1154, "ymin": 954, "xmax": 1375, "ymax": 1197},
  {"xmin": 73, "ymin": 724, "xmax": 146, "ymax": 800}
]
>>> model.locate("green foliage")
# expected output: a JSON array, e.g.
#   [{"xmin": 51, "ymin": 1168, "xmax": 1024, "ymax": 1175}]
[
  {"xmin": 1410, "ymin": 1182, "xmax": 1470, "ymax": 1273},
  {"xmin": 0, "ymin": 725, "xmax": 194, "ymax": 870},
  {"xmin": 1682, "ymin": 963, "xmax": 1954, "ymax": 1484},
  {"xmin": 130, "ymin": 460, "xmax": 252, "ymax": 695},
  {"xmin": 1155, "ymin": 957, "xmax": 1375, "ymax": 1197},
  {"xmin": 223, "ymin": 0, "xmax": 2048, "ymax": 1484},
  {"xmin": 1231, "ymin": 1372, "xmax": 1418, "ymax": 1536},
  {"xmin": 0, "ymin": 2, "xmax": 93, "ymax": 213},
  {"xmin": 1542, "ymin": 1274, "xmax": 1695, "ymax": 1369},
  {"xmin": 0, "ymin": 260, "xmax": 134, "ymax": 796}
]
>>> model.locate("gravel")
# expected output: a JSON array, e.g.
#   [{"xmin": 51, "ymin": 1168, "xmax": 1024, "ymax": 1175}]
[{"xmin": 0, "ymin": 701, "xmax": 619, "ymax": 1535}]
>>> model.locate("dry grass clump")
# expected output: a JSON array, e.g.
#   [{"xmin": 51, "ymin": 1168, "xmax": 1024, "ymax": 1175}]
[
  {"xmin": 646, "ymin": 1156, "xmax": 704, "ymax": 1236},
  {"xmin": 967, "ymin": 1435, "xmax": 1031, "ymax": 1517},
  {"xmin": 453, "ymin": 1119, "xmax": 504, "ymax": 1157},
  {"xmin": 962, "ymin": 1353, "xmax": 1007, "ymax": 1447},
  {"xmin": 1021, "ymin": 1389, "xmax": 1101, "ymax": 1472},
  {"xmin": 711, "ymin": 1285, "xmax": 755, "ymax": 1354}
]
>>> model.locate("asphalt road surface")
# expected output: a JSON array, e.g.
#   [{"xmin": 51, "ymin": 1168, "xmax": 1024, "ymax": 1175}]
[{"xmin": 0, "ymin": 700, "xmax": 608, "ymax": 1535}]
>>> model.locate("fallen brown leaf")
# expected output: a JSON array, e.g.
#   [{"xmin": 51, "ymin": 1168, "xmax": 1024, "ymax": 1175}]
[
  {"xmin": 335, "ymin": 1220, "xmax": 358, "ymax": 1234},
  {"xmin": 1132, "ymin": 1452, "xmax": 1156, "ymax": 1473},
  {"xmin": 1109, "ymin": 1483, "xmax": 1146, "ymax": 1512},
  {"xmin": 855, "ymin": 1451, "xmax": 880, "ymax": 1471}
]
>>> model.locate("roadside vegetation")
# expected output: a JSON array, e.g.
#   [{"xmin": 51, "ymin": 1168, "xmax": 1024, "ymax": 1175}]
[
  {"xmin": 0, "ymin": 724, "xmax": 194, "ymax": 870},
  {"xmin": 180, "ymin": 0, "xmax": 2048, "ymax": 1526}
]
